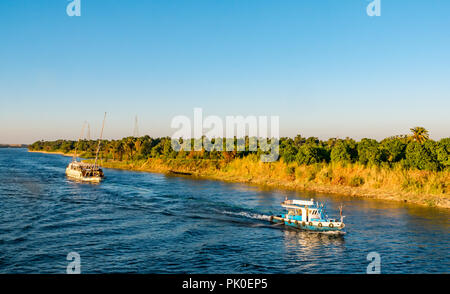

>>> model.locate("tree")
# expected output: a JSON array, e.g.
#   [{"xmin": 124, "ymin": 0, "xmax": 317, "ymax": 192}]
[
  {"xmin": 123, "ymin": 137, "xmax": 136, "ymax": 160},
  {"xmin": 296, "ymin": 144, "xmax": 329, "ymax": 165},
  {"xmin": 325, "ymin": 137, "xmax": 338, "ymax": 149},
  {"xmin": 330, "ymin": 140, "xmax": 357, "ymax": 163},
  {"xmin": 305, "ymin": 137, "xmax": 319, "ymax": 145},
  {"xmin": 357, "ymin": 138, "xmax": 383, "ymax": 166},
  {"xmin": 381, "ymin": 137, "xmax": 407, "ymax": 163},
  {"xmin": 151, "ymin": 142, "xmax": 164, "ymax": 158},
  {"xmin": 436, "ymin": 138, "xmax": 450, "ymax": 169},
  {"xmin": 26, "ymin": 131, "xmax": 449, "ymax": 173},
  {"xmin": 112, "ymin": 140, "xmax": 124, "ymax": 161},
  {"xmin": 405, "ymin": 141, "xmax": 439, "ymax": 171},
  {"xmin": 293, "ymin": 134, "xmax": 305, "ymax": 148},
  {"xmin": 409, "ymin": 127, "xmax": 429, "ymax": 144},
  {"xmin": 162, "ymin": 138, "xmax": 176, "ymax": 159},
  {"xmin": 280, "ymin": 138, "xmax": 298, "ymax": 163},
  {"xmin": 140, "ymin": 137, "xmax": 154, "ymax": 158},
  {"xmin": 60, "ymin": 141, "xmax": 74, "ymax": 153}
]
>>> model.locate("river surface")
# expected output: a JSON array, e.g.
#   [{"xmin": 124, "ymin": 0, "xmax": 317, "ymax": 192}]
[{"xmin": 0, "ymin": 148, "xmax": 449, "ymax": 273}]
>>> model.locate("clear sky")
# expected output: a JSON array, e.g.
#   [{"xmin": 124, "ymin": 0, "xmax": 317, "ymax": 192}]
[{"xmin": 0, "ymin": 0, "xmax": 449, "ymax": 144}]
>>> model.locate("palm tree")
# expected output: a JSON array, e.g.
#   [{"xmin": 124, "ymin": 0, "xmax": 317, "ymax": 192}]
[
  {"xmin": 409, "ymin": 127, "xmax": 429, "ymax": 144},
  {"xmin": 134, "ymin": 137, "xmax": 142, "ymax": 155},
  {"xmin": 124, "ymin": 137, "xmax": 135, "ymax": 160},
  {"xmin": 110, "ymin": 140, "xmax": 124, "ymax": 161},
  {"xmin": 294, "ymin": 134, "xmax": 305, "ymax": 147}
]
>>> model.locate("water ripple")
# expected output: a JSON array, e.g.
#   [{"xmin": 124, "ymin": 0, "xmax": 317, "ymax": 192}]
[{"xmin": 0, "ymin": 149, "xmax": 449, "ymax": 273}]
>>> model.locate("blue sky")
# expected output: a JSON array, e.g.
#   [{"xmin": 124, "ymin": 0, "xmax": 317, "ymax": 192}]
[{"xmin": 0, "ymin": 0, "xmax": 449, "ymax": 143}]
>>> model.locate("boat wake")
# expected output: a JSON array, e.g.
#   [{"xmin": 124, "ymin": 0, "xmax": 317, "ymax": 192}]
[{"xmin": 221, "ymin": 210, "xmax": 271, "ymax": 221}]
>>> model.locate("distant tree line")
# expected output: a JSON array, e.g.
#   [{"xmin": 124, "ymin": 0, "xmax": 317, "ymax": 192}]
[
  {"xmin": 28, "ymin": 127, "xmax": 449, "ymax": 172},
  {"xmin": 0, "ymin": 144, "xmax": 28, "ymax": 148}
]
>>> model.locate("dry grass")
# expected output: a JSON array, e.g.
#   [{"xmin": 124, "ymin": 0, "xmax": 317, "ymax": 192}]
[{"xmin": 91, "ymin": 155, "xmax": 450, "ymax": 209}]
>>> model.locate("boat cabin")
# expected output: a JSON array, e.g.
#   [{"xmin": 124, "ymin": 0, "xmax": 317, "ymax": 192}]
[
  {"xmin": 281, "ymin": 199, "xmax": 326, "ymax": 222},
  {"xmin": 270, "ymin": 198, "xmax": 345, "ymax": 232},
  {"xmin": 67, "ymin": 161, "xmax": 104, "ymax": 178}
]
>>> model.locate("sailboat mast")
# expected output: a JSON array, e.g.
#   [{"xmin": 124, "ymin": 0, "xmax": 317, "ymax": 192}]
[
  {"xmin": 73, "ymin": 121, "xmax": 87, "ymax": 162},
  {"xmin": 94, "ymin": 112, "xmax": 107, "ymax": 167}
]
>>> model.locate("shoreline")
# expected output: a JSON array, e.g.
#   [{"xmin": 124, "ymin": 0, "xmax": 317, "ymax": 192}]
[
  {"xmin": 98, "ymin": 160, "xmax": 450, "ymax": 209},
  {"xmin": 27, "ymin": 150, "xmax": 450, "ymax": 209},
  {"xmin": 28, "ymin": 150, "xmax": 76, "ymax": 157}
]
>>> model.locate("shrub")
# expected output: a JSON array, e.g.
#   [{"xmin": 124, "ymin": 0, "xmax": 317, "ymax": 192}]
[
  {"xmin": 285, "ymin": 166, "xmax": 296, "ymax": 176},
  {"xmin": 307, "ymin": 169, "xmax": 317, "ymax": 181},
  {"xmin": 320, "ymin": 168, "xmax": 333, "ymax": 183},
  {"xmin": 350, "ymin": 176, "xmax": 365, "ymax": 187},
  {"xmin": 332, "ymin": 175, "xmax": 347, "ymax": 185}
]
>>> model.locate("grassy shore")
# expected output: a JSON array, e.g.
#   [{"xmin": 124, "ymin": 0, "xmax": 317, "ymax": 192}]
[
  {"xmin": 28, "ymin": 150, "xmax": 450, "ymax": 209},
  {"xmin": 86, "ymin": 155, "xmax": 449, "ymax": 209},
  {"xmin": 28, "ymin": 150, "xmax": 76, "ymax": 157}
]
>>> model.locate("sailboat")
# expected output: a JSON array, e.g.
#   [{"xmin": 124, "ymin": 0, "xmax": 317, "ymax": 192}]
[{"xmin": 65, "ymin": 113, "xmax": 106, "ymax": 183}]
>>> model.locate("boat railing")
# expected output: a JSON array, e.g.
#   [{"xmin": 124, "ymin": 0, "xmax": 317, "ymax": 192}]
[
  {"xmin": 282, "ymin": 199, "xmax": 315, "ymax": 207},
  {"xmin": 69, "ymin": 162, "xmax": 102, "ymax": 171}
]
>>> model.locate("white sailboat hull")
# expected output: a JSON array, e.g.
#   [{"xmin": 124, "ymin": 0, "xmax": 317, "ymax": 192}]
[{"xmin": 65, "ymin": 165, "xmax": 103, "ymax": 183}]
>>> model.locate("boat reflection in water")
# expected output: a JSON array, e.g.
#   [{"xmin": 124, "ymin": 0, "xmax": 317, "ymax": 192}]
[
  {"xmin": 282, "ymin": 228, "xmax": 345, "ymax": 250},
  {"xmin": 279, "ymin": 227, "xmax": 346, "ymax": 271}
]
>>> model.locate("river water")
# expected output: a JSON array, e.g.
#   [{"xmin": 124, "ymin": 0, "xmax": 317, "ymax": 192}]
[{"xmin": 0, "ymin": 148, "xmax": 448, "ymax": 273}]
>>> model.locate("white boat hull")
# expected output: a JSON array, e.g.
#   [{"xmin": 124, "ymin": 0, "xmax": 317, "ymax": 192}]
[{"xmin": 65, "ymin": 167, "xmax": 103, "ymax": 183}]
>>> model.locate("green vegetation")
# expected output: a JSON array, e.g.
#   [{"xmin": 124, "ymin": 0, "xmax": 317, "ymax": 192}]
[
  {"xmin": 28, "ymin": 127, "xmax": 449, "ymax": 171},
  {"xmin": 28, "ymin": 127, "xmax": 450, "ymax": 208},
  {"xmin": 0, "ymin": 144, "xmax": 28, "ymax": 148}
]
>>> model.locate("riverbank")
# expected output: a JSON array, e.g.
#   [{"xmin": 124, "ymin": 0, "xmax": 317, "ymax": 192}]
[
  {"xmin": 96, "ymin": 156, "xmax": 449, "ymax": 209},
  {"xmin": 27, "ymin": 150, "xmax": 450, "ymax": 209},
  {"xmin": 28, "ymin": 150, "xmax": 76, "ymax": 157}
]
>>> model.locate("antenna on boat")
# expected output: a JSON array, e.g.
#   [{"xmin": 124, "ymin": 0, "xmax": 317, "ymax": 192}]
[
  {"xmin": 339, "ymin": 204, "xmax": 344, "ymax": 223},
  {"xmin": 94, "ymin": 112, "xmax": 107, "ymax": 168},
  {"xmin": 86, "ymin": 122, "xmax": 91, "ymax": 141}
]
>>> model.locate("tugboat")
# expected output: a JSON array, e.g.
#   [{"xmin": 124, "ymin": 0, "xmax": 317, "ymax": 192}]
[
  {"xmin": 66, "ymin": 113, "xmax": 106, "ymax": 183},
  {"xmin": 269, "ymin": 198, "xmax": 345, "ymax": 233}
]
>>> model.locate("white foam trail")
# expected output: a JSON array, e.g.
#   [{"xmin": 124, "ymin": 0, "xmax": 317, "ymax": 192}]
[{"xmin": 222, "ymin": 210, "xmax": 271, "ymax": 221}]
